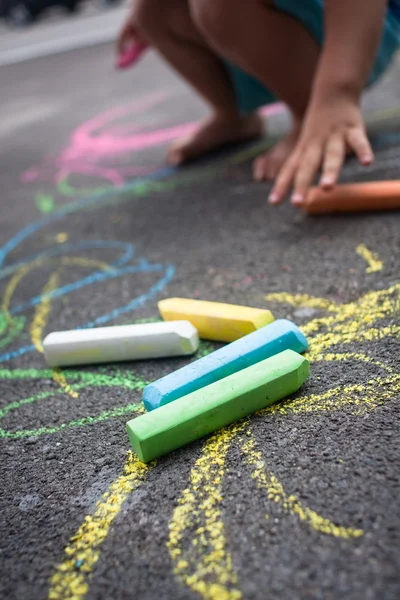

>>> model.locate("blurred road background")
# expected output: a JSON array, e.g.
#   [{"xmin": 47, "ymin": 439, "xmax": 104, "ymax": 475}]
[{"xmin": 0, "ymin": 1, "xmax": 128, "ymax": 65}]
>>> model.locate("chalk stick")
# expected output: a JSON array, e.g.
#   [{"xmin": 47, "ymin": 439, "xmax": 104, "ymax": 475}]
[
  {"xmin": 143, "ymin": 319, "xmax": 308, "ymax": 411},
  {"xmin": 158, "ymin": 298, "xmax": 274, "ymax": 342},
  {"xmin": 43, "ymin": 321, "xmax": 199, "ymax": 367},
  {"xmin": 116, "ymin": 42, "xmax": 148, "ymax": 69},
  {"xmin": 304, "ymin": 181, "xmax": 400, "ymax": 214},
  {"xmin": 127, "ymin": 349, "xmax": 309, "ymax": 462}
]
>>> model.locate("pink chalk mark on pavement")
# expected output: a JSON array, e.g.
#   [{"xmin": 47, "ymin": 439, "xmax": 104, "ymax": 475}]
[{"xmin": 21, "ymin": 93, "xmax": 285, "ymax": 187}]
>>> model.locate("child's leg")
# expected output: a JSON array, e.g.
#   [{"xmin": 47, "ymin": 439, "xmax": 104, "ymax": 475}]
[
  {"xmin": 135, "ymin": 0, "xmax": 263, "ymax": 164},
  {"xmin": 191, "ymin": 0, "xmax": 321, "ymax": 179}
]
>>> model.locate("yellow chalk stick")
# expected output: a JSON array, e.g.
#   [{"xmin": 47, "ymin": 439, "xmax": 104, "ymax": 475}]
[{"xmin": 158, "ymin": 298, "xmax": 274, "ymax": 342}]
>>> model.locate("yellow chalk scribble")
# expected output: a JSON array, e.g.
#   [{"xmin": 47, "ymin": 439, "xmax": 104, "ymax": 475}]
[
  {"xmin": 55, "ymin": 233, "xmax": 69, "ymax": 244},
  {"xmin": 51, "ymin": 368, "xmax": 80, "ymax": 399},
  {"xmin": 30, "ymin": 272, "xmax": 61, "ymax": 353},
  {"xmin": 301, "ymin": 284, "xmax": 399, "ymax": 349},
  {"xmin": 2, "ymin": 263, "xmax": 36, "ymax": 333},
  {"xmin": 29, "ymin": 271, "xmax": 79, "ymax": 398},
  {"xmin": 262, "ymin": 284, "xmax": 400, "ymax": 416},
  {"xmin": 48, "ymin": 452, "xmax": 153, "ymax": 600},
  {"xmin": 268, "ymin": 372, "xmax": 400, "ymax": 417},
  {"xmin": 356, "ymin": 244, "xmax": 383, "ymax": 273},
  {"xmin": 307, "ymin": 351, "xmax": 393, "ymax": 374},
  {"xmin": 241, "ymin": 433, "xmax": 363, "ymax": 539},
  {"xmin": 168, "ymin": 423, "xmax": 246, "ymax": 600},
  {"xmin": 265, "ymin": 293, "xmax": 339, "ymax": 313}
]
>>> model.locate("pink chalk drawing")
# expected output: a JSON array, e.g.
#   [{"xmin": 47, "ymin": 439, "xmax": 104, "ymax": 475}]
[{"xmin": 21, "ymin": 91, "xmax": 285, "ymax": 188}]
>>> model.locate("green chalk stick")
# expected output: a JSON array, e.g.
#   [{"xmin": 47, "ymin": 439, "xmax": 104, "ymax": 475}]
[{"xmin": 127, "ymin": 349, "xmax": 309, "ymax": 463}]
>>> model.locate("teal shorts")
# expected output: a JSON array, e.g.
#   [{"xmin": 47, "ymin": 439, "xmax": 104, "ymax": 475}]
[{"xmin": 226, "ymin": 0, "xmax": 400, "ymax": 113}]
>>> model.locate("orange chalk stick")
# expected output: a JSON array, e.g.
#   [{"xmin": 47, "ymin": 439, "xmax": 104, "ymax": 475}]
[{"xmin": 304, "ymin": 181, "xmax": 400, "ymax": 214}]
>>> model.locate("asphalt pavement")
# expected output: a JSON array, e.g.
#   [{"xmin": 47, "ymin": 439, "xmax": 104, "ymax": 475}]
[{"xmin": 0, "ymin": 24, "xmax": 399, "ymax": 600}]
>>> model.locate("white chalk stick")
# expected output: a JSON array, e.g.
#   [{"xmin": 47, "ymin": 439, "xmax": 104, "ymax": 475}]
[{"xmin": 43, "ymin": 321, "xmax": 199, "ymax": 367}]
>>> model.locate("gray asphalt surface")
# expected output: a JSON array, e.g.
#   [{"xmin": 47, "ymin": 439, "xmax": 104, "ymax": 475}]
[{"xmin": 0, "ymin": 40, "xmax": 400, "ymax": 600}]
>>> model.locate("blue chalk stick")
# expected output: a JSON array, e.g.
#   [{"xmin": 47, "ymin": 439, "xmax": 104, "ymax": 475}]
[{"xmin": 143, "ymin": 319, "xmax": 308, "ymax": 411}]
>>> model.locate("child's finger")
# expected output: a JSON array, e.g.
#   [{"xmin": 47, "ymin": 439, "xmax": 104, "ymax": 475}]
[
  {"xmin": 320, "ymin": 132, "xmax": 345, "ymax": 189},
  {"xmin": 117, "ymin": 23, "xmax": 138, "ymax": 55},
  {"xmin": 291, "ymin": 145, "xmax": 322, "ymax": 205},
  {"xmin": 346, "ymin": 128, "xmax": 374, "ymax": 166},
  {"xmin": 268, "ymin": 153, "xmax": 298, "ymax": 204},
  {"xmin": 117, "ymin": 26, "xmax": 130, "ymax": 55}
]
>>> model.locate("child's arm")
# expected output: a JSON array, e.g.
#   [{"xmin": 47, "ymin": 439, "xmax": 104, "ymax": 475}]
[
  {"xmin": 269, "ymin": 0, "xmax": 388, "ymax": 206},
  {"xmin": 317, "ymin": 0, "xmax": 388, "ymax": 98}
]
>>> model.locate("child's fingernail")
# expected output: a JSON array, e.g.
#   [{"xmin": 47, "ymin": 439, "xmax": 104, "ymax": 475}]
[
  {"xmin": 321, "ymin": 176, "xmax": 333, "ymax": 187},
  {"xmin": 361, "ymin": 154, "xmax": 373, "ymax": 165},
  {"xmin": 268, "ymin": 193, "xmax": 279, "ymax": 204},
  {"xmin": 291, "ymin": 192, "xmax": 304, "ymax": 205}
]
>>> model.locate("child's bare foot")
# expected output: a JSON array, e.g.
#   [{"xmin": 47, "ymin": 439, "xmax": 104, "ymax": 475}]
[
  {"xmin": 253, "ymin": 125, "xmax": 301, "ymax": 181},
  {"xmin": 167, "ymin": 113, "xmax": 263, "ymax": 165}
]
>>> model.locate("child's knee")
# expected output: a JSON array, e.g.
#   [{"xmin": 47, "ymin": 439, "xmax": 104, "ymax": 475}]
[
  {"xmin": 190, "ymin": 0, "xmax": 238, "ymax": 46},
  {"xmin": 190, "ymin": 0, "xmax": 274, "ymax": 46}
]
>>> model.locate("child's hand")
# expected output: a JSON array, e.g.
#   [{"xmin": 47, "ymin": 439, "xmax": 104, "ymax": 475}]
[
  {"xmin": 116, "ymin": 7, "xmax": 147, "ymax": 57},
  {"xmin": 268, "ymin": 93, "xmax": 374, "ymax": 206}
]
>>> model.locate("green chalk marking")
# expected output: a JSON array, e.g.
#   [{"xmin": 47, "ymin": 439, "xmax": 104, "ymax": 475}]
[
  {"xmin": 195, "ymin": 340, "xmax": 217, "ymax": 359},
  {"xmin": 0, "ymin": 316, "xmax": 26, "ymax": 349},
  {"xmin": 57, "ymin": 178, "xmax": 112, "ymax": 198},
  {"xmin": 0, "ymin": 367, "xmax": 149, "ymax": 388},
  {"xmin": 35, "ymin": 193, "xmax": 55, "ymax": 214},
  {"xmin": 0, "ymin": 312, "xmax": 7, "ymax": 336},
  {"xmin": 0, "ymin": 368, "xmax": 150, "ymax": 439},
  {"xmin": 0, "ymin": 384, "xmax": 143, "ymax": 439},
  {"xmin": 0, "ymin": 320, "xmax": 26, "ymax": 349},
  {"xmin": 127, "ymin": 349, "xmax": 310, "ymax": 463}
]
